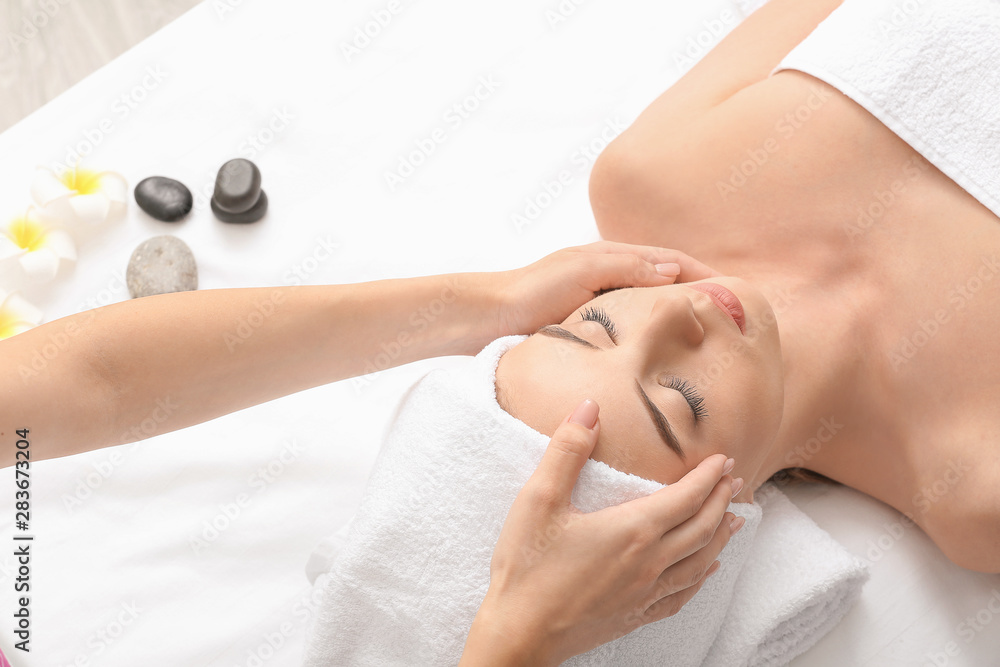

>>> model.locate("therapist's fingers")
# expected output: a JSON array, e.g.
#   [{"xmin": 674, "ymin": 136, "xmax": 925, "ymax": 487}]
[
  {"xmin": 524, "ymin": 399, "xmax": 601, "ymax": 505},
  {"xmin": 628, "ymin": 453, "xmax": 732, "ymax": 535},
  {"xmin": 656, "ymin": 470, "xmax": 739, "ymax": 566},
  {"xmin": 642, "ymin": 511, "xmax": 737, "ymax": 623},
  {"xmin": 579, "ymin": 252, "xmax": 680, "ymax": 291},
  {"xmin": 659, "ymin": 508, "xmax": 738, "ymax": 602},
  {"xmin": 572, "ymin": 240, "xmax": 723, "ymax": 282}
]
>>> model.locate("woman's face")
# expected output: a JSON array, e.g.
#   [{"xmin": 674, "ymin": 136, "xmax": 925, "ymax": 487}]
[{"xmin": 494, "ymin": 277, "xmax": 784, "ymax": 496}]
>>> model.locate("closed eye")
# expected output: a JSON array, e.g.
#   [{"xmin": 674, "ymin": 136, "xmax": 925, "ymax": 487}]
[
  {"xmin": 581, "ymin": 306, "xmax": 618, "ymax": 343},
  {"xmin": 661, "ymin": 375, "xmax": 709, "ymax": 423}
]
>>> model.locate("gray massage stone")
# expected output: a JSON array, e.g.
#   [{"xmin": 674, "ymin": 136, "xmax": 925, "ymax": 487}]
[
  {"xmin": 126, "ymin": 235, "xmax": 198, "ymax": 299},
  {"xmin": 211, "ymin": 158, "xmax": 267, "ymax": 223},
  {"xmin": 211, "ymin": 189, "xmax": 268, "ymax": 224},
  {"xmin": 134, "ymin": 176, "xmax": 193, "ymax": 222}
]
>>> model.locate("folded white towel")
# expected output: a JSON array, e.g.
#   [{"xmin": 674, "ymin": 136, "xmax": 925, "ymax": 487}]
[
  {"xmin": 703, "ymin": 485, "xmax": 869, "ymax": 667},
  {"xmin": 773, "ymin": 0, "xmax": 1000, "ymax": 219},
  {"xmin": 301, "ymin": 336, "xmax": 868, "ymax": 666}
]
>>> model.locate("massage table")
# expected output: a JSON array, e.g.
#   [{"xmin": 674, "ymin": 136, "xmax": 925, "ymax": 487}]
[{"xmin": 0, "ymin": 0, "xmax": 997, "ymax": 664}]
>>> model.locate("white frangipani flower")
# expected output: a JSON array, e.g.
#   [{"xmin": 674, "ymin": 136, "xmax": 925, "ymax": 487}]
[
  {"xmin": 0, "ymin": 208, "xmax": 77, "ymax": 291},
  {"xmin": 30, "ymin": 165, "xmax": 127, "ymax": 229},
  {"xmin": 0, "ymin": 288, "xmax": 43, "ymax": 340}
]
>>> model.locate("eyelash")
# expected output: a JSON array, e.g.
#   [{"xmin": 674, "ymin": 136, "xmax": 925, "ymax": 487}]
[
  {"xmin": 580, "ymin": 305, "xmax": 708, "ymax": 422},
  {"xmin": 581, "ymin": 306, "xmax": 619, "ymax": 343},
  {"xmin": 661, "ymin": 376, "xmax": 709, "ymax": 422}
]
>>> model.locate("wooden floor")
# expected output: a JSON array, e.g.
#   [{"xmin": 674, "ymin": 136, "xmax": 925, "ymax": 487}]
[{"xmin": 0, "ymin": 0, "xmax": 201, "ymax": 134}]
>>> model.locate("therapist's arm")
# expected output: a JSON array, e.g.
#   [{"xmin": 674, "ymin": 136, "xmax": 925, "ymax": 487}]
[{"xmin": 0, "ymin": 241, "xmax": 719, "ymax": 467}]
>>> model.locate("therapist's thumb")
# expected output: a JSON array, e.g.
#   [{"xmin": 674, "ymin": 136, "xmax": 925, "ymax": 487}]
[{"xmin": 528, "ymin": 399, "xmax": 600, "ymax": 504}]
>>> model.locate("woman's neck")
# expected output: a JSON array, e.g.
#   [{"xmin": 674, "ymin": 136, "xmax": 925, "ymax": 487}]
[{"xmin": 725, "ymin": 255, "xmax": 901, "ymax": 500}]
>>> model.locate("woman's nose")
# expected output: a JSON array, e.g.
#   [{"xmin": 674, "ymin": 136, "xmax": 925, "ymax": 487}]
[{"xmin": 643, "ymin": 291, "xmax": 705, "ymax": 349}]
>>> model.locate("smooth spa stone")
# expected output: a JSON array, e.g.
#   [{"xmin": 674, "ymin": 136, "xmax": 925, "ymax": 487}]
[
  {"xmin": 134, "ymin": 176, "xmax": 194, "ymax": 222},
  {"xmin": 211, "ymin": 158, "xmax": 267, "ymax": 223},
  {"xmin": 211, "ymin": 189, "xmax": 268, "ymax": 224},
  {"xmin": 126, "ymin": 235, "xmax": 198, "ymax": 299}
]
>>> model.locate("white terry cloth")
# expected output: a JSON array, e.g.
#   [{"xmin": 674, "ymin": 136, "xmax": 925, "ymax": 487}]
[
  {"xmin": 702, "ymin": 485, "xmax": 869, "ymax": 666},
  {"xmin": 772, "ymin": 0, "xmax": 1000, "ymax": 219},
  {"xmin": 300, "ymin": 336, "xmax": 869, "ymax": 667}
]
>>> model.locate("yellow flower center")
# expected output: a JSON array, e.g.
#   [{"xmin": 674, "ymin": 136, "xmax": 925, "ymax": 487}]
[
  {"xmin": 8, "ymin": 215, "xmax": 47, "ymax": 252},
  {"xmin": 0, "ymin": 309, "xmax": 20, "ymax": 340},
  {"xmin": 59, "ymin": 168, "xmax": 103, "ymax": 196}
]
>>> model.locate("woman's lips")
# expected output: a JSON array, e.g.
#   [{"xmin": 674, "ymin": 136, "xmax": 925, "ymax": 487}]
[{"xmin": 687, "ymin": 283, "xmax": 746, "ymax": 335}]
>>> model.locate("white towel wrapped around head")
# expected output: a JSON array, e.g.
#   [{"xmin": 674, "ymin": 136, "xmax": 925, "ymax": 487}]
[{"xmin": 301, "ymin": 336, "xmax": 868, "ymax": 666}]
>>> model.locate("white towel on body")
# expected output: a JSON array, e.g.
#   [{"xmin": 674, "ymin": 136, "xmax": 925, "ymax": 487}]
[
  {"xmin": 772, "ymin": 0, "xmax": 1000, "ymax": 219},
  {"xmin": 300, "ymin": 335, "xmax": 868, "ymax": 666}
]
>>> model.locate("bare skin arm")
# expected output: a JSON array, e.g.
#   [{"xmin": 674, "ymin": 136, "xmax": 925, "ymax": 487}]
[
  {"xmin": 0, "ymin": 277, "xmax": 497, "ymax": 466},
  {"xmin": 589, "ymin": 0, "xmax": 850, "ymax": 250}
]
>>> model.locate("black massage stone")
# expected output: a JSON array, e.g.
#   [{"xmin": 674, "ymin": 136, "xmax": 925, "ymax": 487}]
[
  {"xmin": 211, "ymin": 189, "xmax": 269, "ymax": 223},
  {"xmin": 211, "ymin": 158, "xmax": 267, "ymax": 223},
  {"xmin": 134, "ymin": 176, "xmax": 193, "ymax": 222}
]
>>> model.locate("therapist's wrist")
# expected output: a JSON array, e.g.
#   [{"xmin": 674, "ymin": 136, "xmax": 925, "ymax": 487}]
[
  {"xmin": 460, "ymin": 593, "xmax": 556, "ymax": 667},
  {"xmin": 440, "ymin": 271, "xmax": 508, "ymax": 354}
]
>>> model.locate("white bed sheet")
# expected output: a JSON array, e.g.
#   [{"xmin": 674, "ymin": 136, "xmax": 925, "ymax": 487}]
[{"xmin": 0, "ymin": 0, "xmax": 997, "ymax": 665}]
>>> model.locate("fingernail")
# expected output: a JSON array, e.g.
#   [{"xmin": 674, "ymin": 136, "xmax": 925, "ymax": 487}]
[
  {"xmin": 706, "ymin": 560, "xmax": 721, "ymax": 578},
  {"xmin": 655, "ymin": 262, "xmax": 680, "ymax": 277},
  {"xmin": 729, "ymin": 516, "xmax": 745, "ymax": 535},
  {"xmin": 569, "ymin": 399, "xmax": 599, "ymax": 429},
  {"xmin": 723, "ymin": 457, "xmax": 735, "ymax": 475},
  {"xmin": 730, "ymin": 477, "xmax": 744, "ymax": 499}
]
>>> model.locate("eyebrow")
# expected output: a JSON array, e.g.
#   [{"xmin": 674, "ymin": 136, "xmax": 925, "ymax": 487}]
[
  {"xmin": 635, "ymin": 381, "xmax": 686, "ymax": 459},
  {"xmin": 536, "ymin": 325, "xmax": 599, "ymax": 350},
  {"xmin": 535, "ymin": 324, "xmax": 686, "ymax": 458}
]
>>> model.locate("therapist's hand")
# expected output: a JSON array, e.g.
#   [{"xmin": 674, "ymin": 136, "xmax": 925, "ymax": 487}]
[
  {"xmin": 494, "ymin": 240, "xmax": 721, "ymax": 338},
  {"xmin": 459, "ymin": 399, "xmax": 742, "ymax": 667}
]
